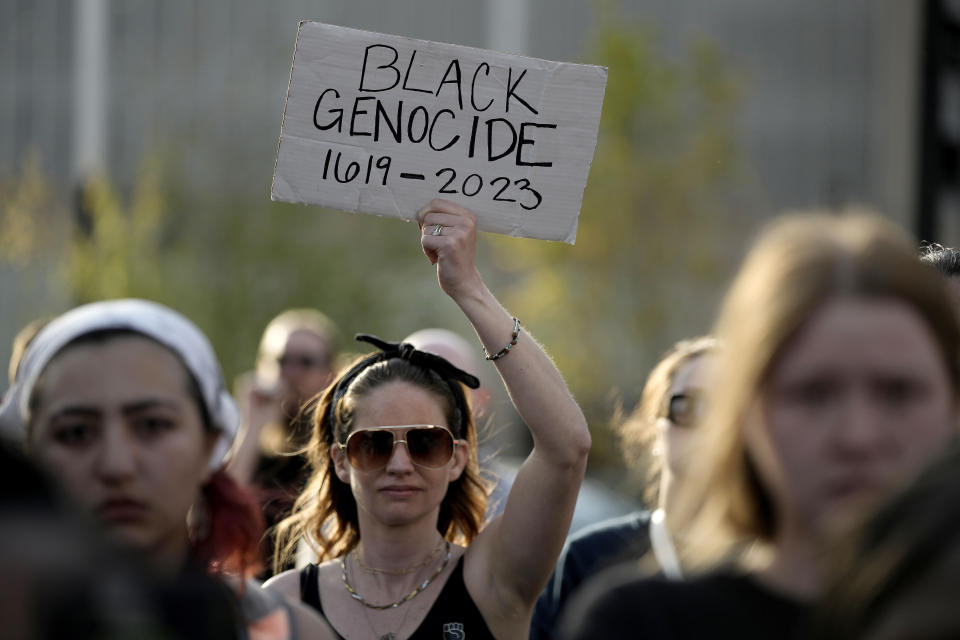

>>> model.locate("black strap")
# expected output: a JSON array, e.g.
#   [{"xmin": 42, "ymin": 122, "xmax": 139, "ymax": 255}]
[
  {"xmin": 299, "ymin": 564, "xmax": 325, "ymax": 617},
  {"xmin": 354, "ymin": 334, "xmax": 480, "ymax": 389},
  {"xmin": 298, "ymin": 558, "xmax": 493, "ymax": 640},
  {"xmin": 408, "ymin": 556, "xmax": 494, "ymax": 639},
  {"xmin": 324, "ymin": 334, "xmax": 480, "ymax": 440}
]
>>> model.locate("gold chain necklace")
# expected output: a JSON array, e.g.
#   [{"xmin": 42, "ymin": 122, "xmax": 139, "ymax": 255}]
[
  {"xmin": 355, "ymin": 538, "xmax": 444, "ymax": 576},
  {"xmin": 341, "ymin": 540, "xmax": 451, "ymax": 610}
]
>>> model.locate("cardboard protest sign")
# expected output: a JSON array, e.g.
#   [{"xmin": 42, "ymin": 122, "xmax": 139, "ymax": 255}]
[{"xmin": 272, "ymin": 21, "xmax": 607, "ymax": 244}]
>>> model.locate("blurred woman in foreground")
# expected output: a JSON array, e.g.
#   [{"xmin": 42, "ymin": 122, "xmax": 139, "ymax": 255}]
[
  {"xmin": 564, "ymin": 212, "xmax": 960, "ymax": 639},
  {"xmin": 0, "ymin": 299, "xmax": 335, "ymax": 640},
  {"xmin": 814, "ymin": 441, "xmax": 960, "ymax": 639}
]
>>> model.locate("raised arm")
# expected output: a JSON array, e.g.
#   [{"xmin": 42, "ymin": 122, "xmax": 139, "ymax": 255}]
[
  {"xmin": 226, "ymin": 372, "xmax": 284, "ymax": 485},
  {"xmin": 418, "ymin": 199, "xmax": 591, "ymax": 629}
]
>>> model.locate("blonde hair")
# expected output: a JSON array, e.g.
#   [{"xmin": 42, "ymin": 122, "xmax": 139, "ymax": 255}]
[
  {"xmin": 616, "ymin": 336, "xmax": 719, "ymax": 505},
  {"xmin": 9, "ymin": 317, "xmax": 50, "ymax": 384},
  {"xmin": 256, "ymin": 309, "xmax": 339, "ymax": 371},
  {"xmin": 675, "ymin": 211, "xmax": 960, "ymax": 570}
]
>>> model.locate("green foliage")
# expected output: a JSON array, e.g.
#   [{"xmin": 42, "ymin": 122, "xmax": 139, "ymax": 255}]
[
  {"xmin": 484, "ymin": 9, "xmax": 745, "ymax": 487},
  {"xmin": 0, "ymin": 10, "xmax": 745, "ymax": 496},
  {"xmin": 0, "ymin": 153, "xmax": 66, "ymax": 266},
  {"xmin": 1, "ymin": 159, "xmax": 467, "ymax": 391},
  {"xmin": 67, "ymin": 167, "xmax": 168, "ymax": 301}
]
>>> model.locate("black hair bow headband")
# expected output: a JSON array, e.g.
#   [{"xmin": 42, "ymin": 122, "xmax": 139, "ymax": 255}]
[
  {"xmin": 328, "ymin": 334, "xmax": 480, "ymax": 438},
  {"xmin": 353, "ymin": 334, "xmax": 480, "ymax": 389}
]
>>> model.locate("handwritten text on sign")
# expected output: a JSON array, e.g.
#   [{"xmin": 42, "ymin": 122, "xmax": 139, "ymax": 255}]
[{"xmin": 271, "ymin": 22, "xmax": 607, "ymax": 243}]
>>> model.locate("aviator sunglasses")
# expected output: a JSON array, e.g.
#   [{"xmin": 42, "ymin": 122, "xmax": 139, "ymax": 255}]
[{"xmin": 339, "ymin": 425, "xmax": 459, "ymax": 471}]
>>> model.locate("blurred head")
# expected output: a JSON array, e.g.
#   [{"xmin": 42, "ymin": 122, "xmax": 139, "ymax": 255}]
[
  {"xmin": 256, "ymin": 309, "xmax": 339, "ymax": 409},
  {"xmin": 404, "ymin": 328, "xmax": 491, "ymax": 418},
  {"xmin": 616, "ymin": 336, "xmax": 719, "ymax": 506},
  {"xmin": 680, "ymin": 212, "xmax": 960, "ymax": 567},
  {"xmin": 919, "ymin": 242, "xmax": 960, "ymax": 277},
  {"xmin": 0, "ymin": 438, "xmax": 242, "ymax": 640},
  {"xmin": 919, "ymin": 242, "xmax": 960, "ymax": 310},
  {"xmin": 0, "ymin": 299, "xmax": 261, "ymax": 575},
  {"xmin": 27, "ymin": 331, "xmax": 216, "ymax": 564},
  {"xmin": 273, "ymin": 338, "xmax": 487, "ymax": 567}
]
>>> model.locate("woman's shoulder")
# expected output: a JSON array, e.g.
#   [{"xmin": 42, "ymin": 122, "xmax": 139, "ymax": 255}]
[
  {"xmin": 560, "ymin": 510, "xmax": 653, "ymax": 573},
  {"xmin": 236, "ymin": 576, "xmax": 338, "ymax": 640},
  {"xmin": 262, "ymin": 568, "xmax": 302, "ymax": 600},
  {"xmin": 264, "ymin": 559, "xmax": 345, "ymax": 598},
  {"xmin": 568, "ymin": 510, "xmax": 652, "ymax": 545}
]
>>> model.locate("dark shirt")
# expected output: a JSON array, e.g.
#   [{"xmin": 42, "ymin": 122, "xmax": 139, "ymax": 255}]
[
  {"xmin": 253, "ymin": 451, "xmax": 309, "ymax": 578},
  {"xmin": 531, "ymin": 510, "xmax": 652, "ymax": 640},
  {"xmin": 561, "ymin": 568, "xmax": 809, "ymax": 640},
  {"xmin": 299, "ymin": 555, "xmax": 494, "ymax": 640}
]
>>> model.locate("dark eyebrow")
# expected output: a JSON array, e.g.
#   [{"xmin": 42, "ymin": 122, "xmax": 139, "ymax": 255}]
[
  {"xmin": 48, "ymin": 399, "xmax": 182, "ymax": 421},
  {"xmin": 120, "ymin": 399, "xmax": 183, "ymax": 415},
  {"xmin": 48, "ymin": 407, "xmax": 101, "ymax": 421}
]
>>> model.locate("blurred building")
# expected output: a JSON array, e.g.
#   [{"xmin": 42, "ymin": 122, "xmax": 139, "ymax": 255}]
[{"xmin": 2, "ymin": 1, "xmax": 956, "ymax": 227}]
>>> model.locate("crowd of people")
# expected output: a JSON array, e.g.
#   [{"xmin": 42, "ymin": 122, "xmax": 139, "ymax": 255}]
[{"xmin": 2, "ymin": 198, "xmax": 960, "ymax": 639}]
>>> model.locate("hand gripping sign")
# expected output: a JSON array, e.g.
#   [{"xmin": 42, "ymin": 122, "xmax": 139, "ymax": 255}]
[{"xmin": 272, "ymin": 22, "xmax": 607, "ymax": 244}]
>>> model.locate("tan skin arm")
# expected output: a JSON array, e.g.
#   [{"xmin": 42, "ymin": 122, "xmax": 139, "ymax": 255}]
[{"xmin": 418, "ymin": 200, "xmax": 592, "ymax": 632}]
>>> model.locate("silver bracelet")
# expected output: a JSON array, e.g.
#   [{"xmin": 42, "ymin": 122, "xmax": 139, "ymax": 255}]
[{"xmin": 483, "ymin": 317, "xmax": 521, "ymax": 361}]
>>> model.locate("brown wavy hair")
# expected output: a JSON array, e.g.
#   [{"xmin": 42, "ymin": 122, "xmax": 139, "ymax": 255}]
[{"xmin": 273, "ymin": 355, "xmax": 488, "ymax": 569}]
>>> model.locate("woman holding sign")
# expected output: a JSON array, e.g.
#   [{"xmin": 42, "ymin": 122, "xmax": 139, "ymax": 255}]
[{"xmin": 265, "ymin": 199, "xmax": 591, "ymax": 639}]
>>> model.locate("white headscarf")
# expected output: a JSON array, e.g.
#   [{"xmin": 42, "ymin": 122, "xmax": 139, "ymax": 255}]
[{"xmin": 0, "ymin": 299, "xmax": 239, "ymax": 470}]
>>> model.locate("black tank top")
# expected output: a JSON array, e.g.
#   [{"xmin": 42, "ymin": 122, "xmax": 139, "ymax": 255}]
[{"xmin": 299, "ymin": 556, "xmax": 494, "ymax": 640}]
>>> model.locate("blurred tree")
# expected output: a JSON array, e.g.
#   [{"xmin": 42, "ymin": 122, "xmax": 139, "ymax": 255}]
[
  {"xmin": 0, "ymin": 8, "xmax": 744, "ymax": 499},
  {"xmin": 0, "ymin": 154, "xmax": 67, "ymax": 267},
  {"xmin": 67, "ymin": 167, "xmax": 167, "ymax": 302},
  {"xmin": 483, "ymin": 8, "xmax": 745, "ymax": 487},
  {"xmin": 0, "ymin": 154, "xmax": 471, "ymax": 391}
]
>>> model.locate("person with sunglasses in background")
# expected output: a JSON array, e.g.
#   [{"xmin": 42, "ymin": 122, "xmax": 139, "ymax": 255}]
[
  {"xmin": 229, "ymin": 308, "xmax": 341, "ymax": 577},
  {"xmin": 530, "ymin": 336, "xmax": 718, "ymax": 640},
  {"xmin": 264, "ymin": 199, "xmax": 591, "ymax": 640},
  {"xmin": 230, "ymin": 308, "xmax": 341, "ymax": 487}
]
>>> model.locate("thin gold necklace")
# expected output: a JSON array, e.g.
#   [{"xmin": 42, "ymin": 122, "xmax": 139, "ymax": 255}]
[
  {"xmin": 361, "ymin": 589, "xmax": 415, "ymax": 640},
  {"xmin": 341, "ymin": 540, "xmax": 451, "ymax": 610},
  {"xmin": 355, "ymin": 538, "xmax": 444, "ymax": 576}
]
